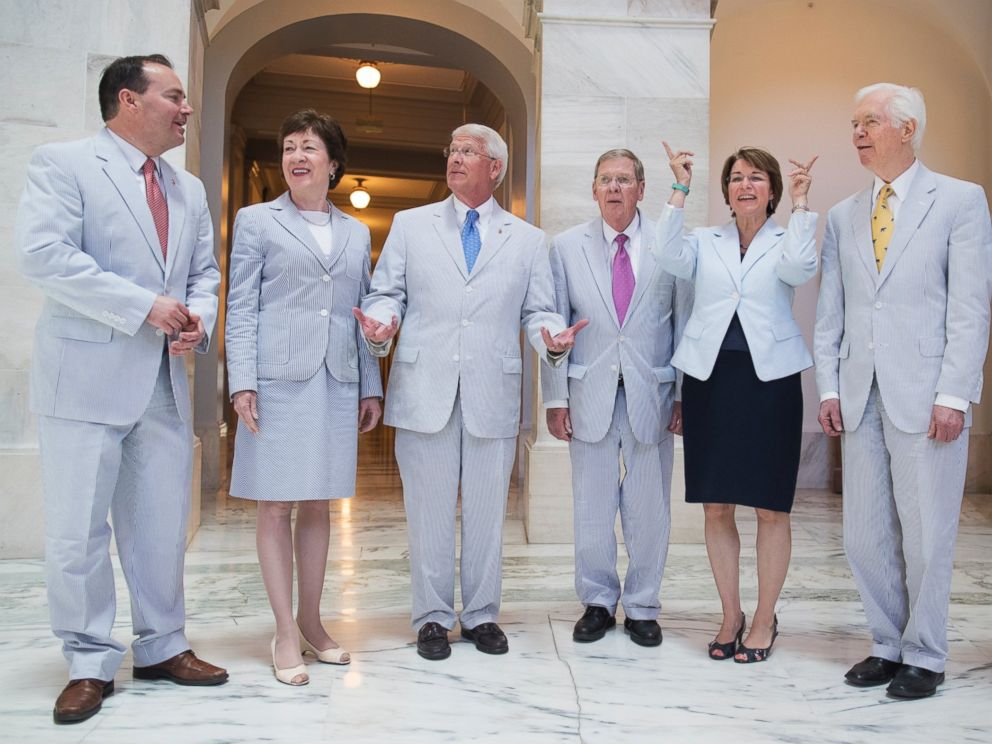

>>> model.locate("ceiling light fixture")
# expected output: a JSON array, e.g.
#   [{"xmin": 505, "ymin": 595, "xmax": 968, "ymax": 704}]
[
  {"xmin": 349, "ymin": 178, "xmax": 371, "ymax": 210},
  {"xmin": 355, "ymin": 61, "xmax": 381, "ymax": 89}
]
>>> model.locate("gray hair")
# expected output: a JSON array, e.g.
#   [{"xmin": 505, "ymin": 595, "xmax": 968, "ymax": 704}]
[
  {"xmin": 855, "ymin": 82, "xmax": 927, "ymax": 152},
  {"xmin": 451, "ymin": 123, "xmax": 508, "ymax": 186},
  {"xmin": 593, "ymin": 149, "xmax": 645, "ymax": 182}
]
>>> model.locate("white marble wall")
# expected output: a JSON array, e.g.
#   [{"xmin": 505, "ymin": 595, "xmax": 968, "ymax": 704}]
[
  {"xmin": 524, "ymin": 0, "xmax": 713, "ymax": 542},
  {"xmin": 0, "ymin": 0, "xmax": 196, "ymax": 557}
]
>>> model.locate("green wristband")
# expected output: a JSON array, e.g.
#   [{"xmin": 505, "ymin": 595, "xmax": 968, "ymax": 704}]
[{"xmin": 671, "ymin": 183, "xmax": 690, "ymax": 195}]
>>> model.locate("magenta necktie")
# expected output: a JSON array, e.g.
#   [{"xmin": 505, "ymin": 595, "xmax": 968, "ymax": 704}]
[
  {"xmin": 612, "ymin": 233, "xmax": 635, "ymax": 325},
  {"xmin": 143, "ymin": 158, "xmax": 168, "ymax": 260}
]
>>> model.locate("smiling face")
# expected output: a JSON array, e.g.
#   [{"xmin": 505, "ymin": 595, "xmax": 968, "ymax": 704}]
[
  {"xmin": 592, "ymin": 156, "xmax": 644, "ymax": 232},
  {"xmin": 445, "ymin": 135, "xmax": 501, "ymax": 207},
  {"xmin": 131, "ymin": 63, "xmax": 192, "ymax": 156},
  {"xmin": 851, "ymin": 90, "xmax": 916, "ymax": 180},
  {"xmin": 281, "ymin": 129, "xmax": 337, "ymax": 198},
  {"xmin": 726, "ymin": 159, "xmax": 772, "ymax": 219}
]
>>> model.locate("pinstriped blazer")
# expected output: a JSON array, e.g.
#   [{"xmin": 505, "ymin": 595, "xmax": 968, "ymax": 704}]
[
  {"xmin": 541, "ymin": 213, "xmax": 691, "ymax": 444},
  {"xmin": 226, "ymin": 192, "xmax": 382, "ymax": 400},
  {"xmin": 655, "ymin": 208, "xmax": 818, "ymax": 382},
  {"xmin": 16, "ymin": 128, "xmax": 220, "ymax": 425},
  {"xmin": 361, "ymin": 195, "xmax": 566, "ymax": 439},
  {"xmin": 814, "ymin": 163, "xmax": 991, "ymax": 433}
]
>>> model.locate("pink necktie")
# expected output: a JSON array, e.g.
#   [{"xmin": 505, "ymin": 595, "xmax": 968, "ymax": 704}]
[
  {"xmin": 142, "ymin": 158, "xmax": 168, "ymax": 260},
  {"xmin": 612, "ymin": 233, "xmax": 635, "ymax": 325}
]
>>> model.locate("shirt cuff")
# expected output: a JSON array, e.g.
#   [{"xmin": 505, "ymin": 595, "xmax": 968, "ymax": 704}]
[
  {"xmin": 935, "ymin": 393, "xmax": 969, "ymax": 412},
  {"xmin": 544, "ymin": 400, "xmax": 568, "ymax": 409},
  {"xmin": 820, "ymin": 391, "xmax": 839, "ymax": 402}
]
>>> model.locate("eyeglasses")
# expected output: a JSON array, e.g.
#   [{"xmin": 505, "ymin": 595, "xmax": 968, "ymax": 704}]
[
  {"xmin": 727, "ymin": 174, "xmax": 768, "ymax": 185},
  {"xmin": 443, "ymin": 146, "xmax": 494, "ymax": 160},
  {"xmin": 594, "ymin": 175, "xmax": 639, "ymax": 189}
]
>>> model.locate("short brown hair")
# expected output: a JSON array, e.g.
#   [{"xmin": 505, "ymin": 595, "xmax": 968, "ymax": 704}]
[
  {"xmin": 99, "ymin": 54, "xmax": 173, "ymax": 121},
  {"xmin": 720, "ymin": 147, "xmax": 783, "ymax": 216},
  {"xmin": 277, "ymin": 109, "xmax": 348, "ymax": 190},
  {"xmin": 593, "ymin": 149, "xmax": 645, "ymax": 183}
]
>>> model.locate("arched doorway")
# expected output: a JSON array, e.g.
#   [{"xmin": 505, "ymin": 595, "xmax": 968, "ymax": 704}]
[{"xmin": 195, "ymin": 2, "xmax": 540, "ymax": 495}]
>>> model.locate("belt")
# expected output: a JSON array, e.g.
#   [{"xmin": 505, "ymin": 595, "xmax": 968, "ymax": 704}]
[{"xmin": 617, "ymin": 374, "xmax": 624, "ymax": 387}]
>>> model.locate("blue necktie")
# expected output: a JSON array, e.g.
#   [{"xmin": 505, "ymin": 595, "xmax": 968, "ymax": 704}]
[{"xmin": 461, "ymin": 209, "xmax": 481, "ymax": 273}]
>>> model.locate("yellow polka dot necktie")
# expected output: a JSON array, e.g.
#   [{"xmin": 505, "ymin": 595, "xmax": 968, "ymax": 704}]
[{"xmin": 872, "ymin": 184, "xmax": 894, "ymax": 271}]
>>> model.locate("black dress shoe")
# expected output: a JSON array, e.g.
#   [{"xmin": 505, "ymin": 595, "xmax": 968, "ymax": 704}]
[
  {"xmin": 573, "ymin": 606, "xmax": 616, "ymax": 643},
  {"xmin": 886, "ymin": 664, "xmax": 945, "ymax": 699},
  {"xmin": 623, "ymin": 617, "xmax": 662, "ymax": 647},
  {"xmin": 844, "ymin": 656, "xmax": 902, "ymax": 687},
  {"xmin": 416, "ymin": 622, "xmax": 451, "ymax": 660},
  {"xmin": 461, "ymin": 622, "xmax": 509, "ymax": 655}
]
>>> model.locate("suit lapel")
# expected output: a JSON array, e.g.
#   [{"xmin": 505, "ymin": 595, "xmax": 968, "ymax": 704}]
[
  {"xmin": 851, "ymin": 187, "xmax": 878, "ymax": 283},
  {"xmin": 271, "ymin": 191, "xmax": 330, "ymax": 270},
  {"xmin": 581, "ymin": 221, "xmax": 620, "ymax": 328},
  {"xmin": 740, "ymin": 219, "xmax": 784, "ymax": 280},
  {"xmin": 712, "ymin": 223, "xmax": 742, "ymax": 290},
  {"xmin": 623, "ymin": 213, "xmax": 658, "ymax": 327},
  {"xmin": 326, "ymin": 204, "xmax": 350, "ymax": 271},
  {"xmin": 161, "ymin": 159, "xmax": 185, "ymax": 279},
  {"xmin": 95, "ymin": 130, "xmax": 165, "ymax": 272},
  {"xmin": 878, "ymin": 167, "xmax": 936, "ymax": 287},
  {"xmin": 469, "ymin": 204, "xmax": 513, "ymax": 277},
  {"xmin": 433, "ymin": 196, "xmax": 469, "ymax": 280}
]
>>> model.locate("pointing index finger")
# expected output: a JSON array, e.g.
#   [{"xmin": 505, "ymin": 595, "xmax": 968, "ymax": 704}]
[{"xmin": 662, "ymin": 141, "xmax": 675, "ymax": 160}]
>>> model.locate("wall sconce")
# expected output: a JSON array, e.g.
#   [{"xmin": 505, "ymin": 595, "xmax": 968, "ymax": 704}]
[
  {"xmin": 355, "ymin": 62, "xmax": 381, "ymax": 89},
  {"xmin": 349, "ymin": 178, "xmax": 371, "ymax": 210}
]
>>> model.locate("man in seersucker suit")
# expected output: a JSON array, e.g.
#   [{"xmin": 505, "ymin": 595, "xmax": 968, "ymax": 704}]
[
  {"xmin": 16, "ymin": 54, "xmax": 226, "ymax": 725},
  {"xmin": 814, "ymin": 82, "xmax": 991, "ymax": 699},
  {"xmin": 354, "ymin": 123, "xmax": 586, "ymax": 660},
  {"xmin": 542, "ymin": 149, "xmax": 690, "ymax": 648}
]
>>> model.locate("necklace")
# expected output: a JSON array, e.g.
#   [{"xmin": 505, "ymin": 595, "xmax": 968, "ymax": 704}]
[{"xmin": 299, "ymin": 208, "xmax": 331, "ymax": 226}]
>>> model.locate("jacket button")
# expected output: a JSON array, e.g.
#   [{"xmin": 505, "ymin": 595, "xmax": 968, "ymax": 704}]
[
  {"xmin": 452, "ymin": 354, "xmax": 460, "ymax": 362},
  {"xmin": 320, "ymin": 309, "xmax": 328, "ymax": 317},
  {"xmin": 322, "ymin": 274, "xmax": 331, "ymax": 282},
  {"xmin": 874, "ymin": 301, "xmax": 882, "ymax": 309},
  {"xmin": 155, "ymin": 329, "xmax": 164, "ymax": 337}
]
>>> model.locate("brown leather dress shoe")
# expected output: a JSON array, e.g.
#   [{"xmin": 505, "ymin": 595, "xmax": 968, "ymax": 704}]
[
  {"xmin": 53, "ymin": 678, "xmax": 114, "ymax": 724},
  {"xmin": 133, "ymin": 650, "xmax": 228, "ymax": 686}
]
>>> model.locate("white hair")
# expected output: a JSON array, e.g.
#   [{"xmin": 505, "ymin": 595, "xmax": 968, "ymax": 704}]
[
  {"xmin": 855, "ymin": 83, "xmax": 927, "ymax": 151},
  {"xmin": 451, "ymin": 123, "xmax": 508, "ymax": 186}
]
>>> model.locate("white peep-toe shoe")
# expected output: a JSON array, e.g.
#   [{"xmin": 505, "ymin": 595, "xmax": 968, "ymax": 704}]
[
  {"xmin": 271, "ymin": 636, "xmax": 309, "ymax": 686},
  {"xmin": 299, "ymin": 625, "xmax": 351, "ymax": 665}
]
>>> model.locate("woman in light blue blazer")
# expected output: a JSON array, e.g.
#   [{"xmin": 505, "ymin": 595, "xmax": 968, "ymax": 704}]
[
  {"xmin": 655, "ymin": 144, "xmax": 818, "ymax": 663},
  {"xmin": 226, "ymin": 110, "xmax": 383, "ymax": 685}
]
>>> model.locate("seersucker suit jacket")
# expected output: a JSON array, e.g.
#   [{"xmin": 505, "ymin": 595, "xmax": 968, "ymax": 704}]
[
  {"xmin": 226, "ymin": 192, "xmax": 382, "ymax": 400},
  {"xmin": 655, "ymin": 208, "xmax": 818, "ymax": 382},
  {"xmin": 16, "ymin": 127, "xmax": 220, "ymax": 425},
  {"xmin": 814, "ymin": 162, "xmax": 991, "ymax": 434},
  {"xmin": 541, "ymin": 213, "xmax": 691, "ymax": 444},
  {"xmin": 361, "ymin": 195, "xmax": 566, "ymax": 439}
]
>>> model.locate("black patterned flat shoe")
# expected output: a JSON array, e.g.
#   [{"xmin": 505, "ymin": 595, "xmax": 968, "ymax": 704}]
[
  {"xmin": 734, "ymin": 615, "xmax": 778, "ymax": 663},
  {"xmin": 708, "ymin": 612, "xmax": 745, "ymax": 660}
]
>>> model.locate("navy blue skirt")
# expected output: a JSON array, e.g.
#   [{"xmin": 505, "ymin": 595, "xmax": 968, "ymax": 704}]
[{"xmin": 681, "ymin": 349, "xmax": 802, "ymax": 513}]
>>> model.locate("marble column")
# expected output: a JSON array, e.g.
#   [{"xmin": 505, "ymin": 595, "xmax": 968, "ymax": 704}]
[
  {"xmin": 0, "ymin": 0, "xmax": 198, "ymax": 557},
  {"xmin": 523, "ymin": 0, "xmax": 714, "ymax": 543}
]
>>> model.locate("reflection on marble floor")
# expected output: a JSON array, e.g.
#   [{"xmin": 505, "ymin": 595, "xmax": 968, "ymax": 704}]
[{"xmin": 3, "ymin": 451, "xmax": 992, "ymax": 743}]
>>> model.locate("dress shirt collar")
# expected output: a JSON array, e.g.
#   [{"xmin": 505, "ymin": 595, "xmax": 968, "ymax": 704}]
[
  {"xmin": 452, "ymin": 194, "xmax": 495, "ymax": 227},
  {"xmin": 602, "ymin": 210, "xmax": 640, "ymax": 247},
  {"xmin": 872, "ymin": 158, "xmax": 919, "ymax": 204}
]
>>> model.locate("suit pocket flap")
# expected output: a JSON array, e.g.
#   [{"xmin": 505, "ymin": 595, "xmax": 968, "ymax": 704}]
[
  {"xmin": 502, "ymin": 356, "xmax": 522, "ymax": 374},
  {"xmin": 652, "ymin": 365, "xmax": 677, "ymax": 383},
  {"xmin": 838, "ymin": 339, "xmax": 851, "ymax": 359},
  {"xmin": 49, "ymin": 316, "xmax": 113, "ymax": 343},
  {"xmin": 394, "ymin": 346, "xmax": 419, "ymax": 363},
  {"xmin": 683, "ymin": 316, "xmax": 705, "ymax": 339},
  {"xmin": 772, "ymin": 319, "xmax": 802, "ymax": 341},
  {"xmin": 919, "ymin": 336, "xmax": 945, "ymax": 357},
  {"xmin": 567, "ymin": 363, "xmax": 588, "ymax": 380}
]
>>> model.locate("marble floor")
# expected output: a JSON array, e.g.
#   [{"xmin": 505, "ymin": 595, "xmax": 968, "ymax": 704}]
[{"xmin": 3, "ymin": 445, "xmax": 992, "ymax": 743}]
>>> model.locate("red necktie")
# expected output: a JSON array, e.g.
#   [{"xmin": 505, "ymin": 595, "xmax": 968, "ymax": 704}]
[{"xmin": 142, "ymin": 158, "xmax": 168, "ymax": 260}]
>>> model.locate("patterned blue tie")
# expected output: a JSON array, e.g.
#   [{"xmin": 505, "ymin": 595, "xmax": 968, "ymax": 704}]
[{"xmin": 461, "ymin": 209, "xmax": 481, "ymax": 273}]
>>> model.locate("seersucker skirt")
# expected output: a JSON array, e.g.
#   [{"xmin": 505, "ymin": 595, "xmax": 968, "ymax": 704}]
[{"xmin": 229, "ymin": 364, "xmax": 359, "ymax": 501}]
